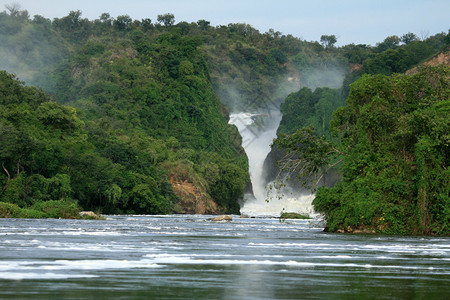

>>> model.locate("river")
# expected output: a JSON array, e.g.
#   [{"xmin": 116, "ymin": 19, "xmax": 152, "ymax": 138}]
[{"xmin": 1, "ymin": 215, "xmax": 449, "ymax": 299}]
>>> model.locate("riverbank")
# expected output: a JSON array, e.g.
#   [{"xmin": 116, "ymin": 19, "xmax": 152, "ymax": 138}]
[{"xmin": 0, "ymin": 201, "xmax": 103, "ymax": 219}]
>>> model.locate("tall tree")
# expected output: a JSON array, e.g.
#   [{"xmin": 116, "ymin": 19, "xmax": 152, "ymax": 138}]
[
  {"xmin": 320, "ymin": 35, "xmax": 337, "ymax": 48},
  {"xmin": 157, "ymin": 13, "xmax": 175, "ymax": 26}
]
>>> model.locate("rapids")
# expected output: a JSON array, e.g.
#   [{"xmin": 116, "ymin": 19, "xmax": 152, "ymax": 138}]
[{"xmin": 1, "ymin": 216, "xmax": 449, "ymax": 299}]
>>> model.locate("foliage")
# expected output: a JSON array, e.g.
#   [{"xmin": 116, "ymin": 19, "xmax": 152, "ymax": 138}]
[
  {"xmin": 313, "ymin": 66, "xmax": 449, "ymax": 235},
  {"xmin": 320, "ymin": 35, "xmax": 337, "ymax": 48},
  {"xmin": 0, "ymin": 70, "xmax": 176, "ymax": 215},
  {"xmin": 341, "ymin": 32, "xmax": 448, "ymax": 96},
  {"xmin": 0, "ymin": 200, "xmax": 81, "ymax": 219},
  {"xmin": 0, "ymin": 8, "xmax": 67, "ymax": 90},
  {"xmin": 278, "ymin": 87, "xmax": 345, "ymax": 139},
  {"xmin": 271, "ymin": 87, "xmax": 345, "ymax": 190},
  {"xmin": 0, "ymin": 7, "xmax": 448, "ymax": 220},
  {"xmin": 273, "ymin": 126, "xmax": 345, "ymax": 190},
  {"xmin": 30, "ymin": 199, "xmax": 81, "ymax": 219},
  {"xmin": 0, "ymin": 9, "xmax": 254, "ymax": 215},
  {"xmin": 0, "ymin": 201, "xmax": 46, "ymax": 218}
]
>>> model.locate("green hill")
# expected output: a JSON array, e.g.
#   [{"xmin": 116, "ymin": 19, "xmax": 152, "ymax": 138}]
[{"xmin": 0, "ymin": 7, "xmax": 448, "ymax": 230}]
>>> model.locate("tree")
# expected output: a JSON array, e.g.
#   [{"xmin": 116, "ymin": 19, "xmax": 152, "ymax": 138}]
[
  {"xmin": 99, "ymin": 13, "xmax": 112, "ymax": 24},
  {"xmin": 36, "ymin": 101, "xmax": 84, "ymax": 131},
  {"xmin": 197, "ymin": 19, "xmax": 210, "ymax": 30},
  {"xmin": 0, "ymin": 123, "xmax": 30, "ymax": 193},
  {"xmin": 114, "ymin": 15, "xmax": 132, "ymax": 31},
  {"xmin": 141, "ymin": 18, "xmax": 152, "ymax": 31},
  {"xmin": 376, "ymin": 35, "xmax": 400, "ymax": 52},
  {"xmin": 320, "ymin": 35, "xmax": 337, "ymax": 48},
  {"xmin": 272, "ymin": 126, "xmax": 345, "ymax": 190},
  {"xmin": 313, "ymin": 66, "xmax": 449, "ymax": 235},
  {"xmin": 5, "ymin": 3, "xmax": 21, "ymax": 17},
  {"xmin": 401, "ymin": 32, "xmax": 418, "ymax": 44},
  {"xmin": 157, "ymin": 13, "xmax": 175, "ymax": 26}
]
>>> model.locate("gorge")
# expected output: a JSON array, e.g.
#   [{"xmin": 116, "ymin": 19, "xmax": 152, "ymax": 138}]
[
  {"xmin": 0, "ymin": 5, "xmax": 449, "ymax": 299},
  {"xmin": 0, "ymin": 8, "xmax": 448, "ymax": 235},
  {"xmin": 229, "ymin": 110, "xmax": 315, "ymax": 217}
]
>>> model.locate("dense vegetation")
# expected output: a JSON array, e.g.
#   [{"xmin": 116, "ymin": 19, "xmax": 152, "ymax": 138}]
[
  {"xmin": 316, "ymin": 66, "xmax": 449, "ymax": 235},
  {"xmin": 0, "ymin": 6, "xmax": 448, "ymax": 230},
  {"xmin": 0, "ymin": 70, "xmax": 179, "ymax": 216},
  {"xmin": 275, "ymin": 66, "xmax": 449, "ymax": 235},
  {"xmin": 0, "ymin": 7, "xmax": 354, "ymax": 217},
  {"xmin": 0, "ymin": 9, "xmax": 256, "ymax": 216},
  {"xmin": 269, "ymin": 29, "xmax": 449, "ymax": 235},
  {"xmin": 278, "ymin": 87, "xmax": 345, "ymax": 139}
]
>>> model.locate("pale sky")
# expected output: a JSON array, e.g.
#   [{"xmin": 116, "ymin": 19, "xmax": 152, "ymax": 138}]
[{"xmin": 1, "ymin": 0, "xmax": 449, "ymax": 46}]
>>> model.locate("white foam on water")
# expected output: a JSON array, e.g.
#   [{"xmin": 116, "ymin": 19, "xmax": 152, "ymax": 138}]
[
  {"xmin": 141, "ymin": 253, "xmax": 448, "ymax": 272},
  {"xmin": 0, "ymin": 272, "xmax": 98, "ymax": 280},
  {"xmin": 0, "ymin": 258, "xmax": 164, "ymax": 280},
  {"xmin": 313, "ymin": 255, "xmax": 353, "ymax": 259},
  {"xmin": 50, "ymin": 259, "xmax": 162, "ymax": 270},
  {"xmin": 3, "ymin": 230, "xmax": 129, "ymax": 237},
  {"xmin": 144, "ymin": 253, "xmax": 315, "ymax": 267},
  {"xmin": 0, "ymin": 259, "xmax": 161, "ymax": 272},
  {"xmin": 247, "ymin": 242, "xmax": 335, "ymax": 248},
  {"xmin": 59, "ymin": 231, "xmax": 125, "ymax": 236},
  {"xmin": 241, "ymin": 193, "xmax": 315, "ymax": 217},
  {"xmin": 245, "ymin": 242, "xmax": 450, "ymax": 256}
]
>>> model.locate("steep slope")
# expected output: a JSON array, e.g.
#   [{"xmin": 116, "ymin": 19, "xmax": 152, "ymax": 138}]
[{"xmin": 406, "ymin": 49, "xmax": 450, "ymax": 74}]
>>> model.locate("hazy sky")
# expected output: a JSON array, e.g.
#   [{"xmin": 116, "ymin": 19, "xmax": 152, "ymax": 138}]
[{"xmin": 1, "ymin": 0, "xmax": 449, "ymax": 45}]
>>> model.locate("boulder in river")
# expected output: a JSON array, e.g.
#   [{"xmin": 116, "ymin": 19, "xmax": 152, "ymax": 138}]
[
  {"xmin": 79, "ymin": 211, "xmax": 102, "ymax": 219},
  {"xmin": 208, "ymin": 215, "xmax": 232, "ymax": 222},
  {"xmin": 279, "ymin": 212, "xmax": 310, "ymax": 220}
]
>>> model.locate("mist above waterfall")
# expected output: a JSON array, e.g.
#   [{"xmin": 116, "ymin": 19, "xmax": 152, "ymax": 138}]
[{"xmin": 227, "ymin": 69, "xmax": 346, "ymax": 217}]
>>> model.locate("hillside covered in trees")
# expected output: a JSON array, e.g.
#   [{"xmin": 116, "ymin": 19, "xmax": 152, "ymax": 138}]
[
  {"xmin": 0, "ymin": 6, "xmax": 448, "ymax": 234},
  {"xmin": 274, "ymin": 66, "xmax": 449, "ymax": 235}
]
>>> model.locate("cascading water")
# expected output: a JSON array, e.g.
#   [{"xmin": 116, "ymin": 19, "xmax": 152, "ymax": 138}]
[{"xmin": 229, "ymin": 109, "xmax": 315, "ymax": 217}]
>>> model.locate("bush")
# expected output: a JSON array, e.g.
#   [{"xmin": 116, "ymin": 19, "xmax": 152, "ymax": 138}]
[
  {"xmin": 0, "ymin": 202, "xmax": 46, "ymax": 218},
  {"xmin": 30, "ymin": 200, "xmax": 81, "ymax": 219}
]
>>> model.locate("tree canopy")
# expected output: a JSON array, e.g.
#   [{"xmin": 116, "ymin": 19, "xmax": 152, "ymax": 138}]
[
  {"xmin": 275, "ymin": 66, "xmax": 449, "ymax": 235},
  {"xmin": 0, "ymin": 6, "xmax": 448, "ymax": 224}
]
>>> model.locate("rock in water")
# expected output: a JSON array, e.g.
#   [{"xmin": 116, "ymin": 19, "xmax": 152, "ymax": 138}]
[
  {"xmin": 79, "ymin": 211, "xmax": 99, "ymax": 218},
  {"xmin": 208, "ymin": 215, "xmax": 232, "ymax": 222},
  {"xmin": 279, "ymin": 212, "xmax": 310, "ymax": 219}
]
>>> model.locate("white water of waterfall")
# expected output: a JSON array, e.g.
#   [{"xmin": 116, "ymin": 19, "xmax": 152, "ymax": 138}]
[{"xmin": 229, "ymin": 111, "xmax": 315, "ymax": 217}]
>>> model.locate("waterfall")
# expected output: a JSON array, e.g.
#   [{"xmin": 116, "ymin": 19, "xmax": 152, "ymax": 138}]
[{"xmin": 229, "ymin": 110, "xmax": 315, "ymax": 217}]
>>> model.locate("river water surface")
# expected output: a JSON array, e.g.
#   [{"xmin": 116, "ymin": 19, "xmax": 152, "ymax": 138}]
[{"xmin": 1, "ymin": 215, "xmax": 449, "ymax": 299}]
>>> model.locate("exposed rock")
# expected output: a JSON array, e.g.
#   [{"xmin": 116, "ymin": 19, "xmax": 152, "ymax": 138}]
[
  {"xmin": 79, "ymin": 211, "xmax": 99, "ymax": 218},
  {"xmin": 169, "ymin": 177, "xmax": 221, "ymax": 214},
  {"xmin": 353, "ymin": 228, "xmax": 376, "ymax": 234},
  {"xmin": 279, "ymin": 212, "xmax": 310, "ymax": 219},
  {"xmin": 406, "ymin": 50, "xmax": 450, "ymax": 75},
  {"xmin": 350, "ymin": 63, "xmax": 363, "ymax": 72},
  {"xmin": 336, "ymin": 226, "xmax": 376, "ymax": 234},
  {"xmin": 208, "ymin": 215, "xmax": 232, "ymax": 222},
  {"xmin": 240, "ymin": 214, "xmax": 249, "ymax": 218}
]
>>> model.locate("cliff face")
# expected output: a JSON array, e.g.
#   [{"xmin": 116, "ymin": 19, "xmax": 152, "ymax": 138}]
[
  {"xmin": 406, "ymin": 50, "xmax": 450, "ymax": 74},
  {"xmin": 169, "ymin": 177, "xmax": 221, "ymax": 214}
]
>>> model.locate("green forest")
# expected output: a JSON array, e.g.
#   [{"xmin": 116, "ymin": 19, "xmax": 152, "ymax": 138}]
[{"xmin": 0, "ymin": 7, "xmax": 448, "ymax": 235}]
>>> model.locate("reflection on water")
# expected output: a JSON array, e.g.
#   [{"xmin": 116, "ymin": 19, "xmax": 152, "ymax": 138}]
[{"xmin": 0, "ymin": 215, "xmax": 449, "ymax": 299}]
